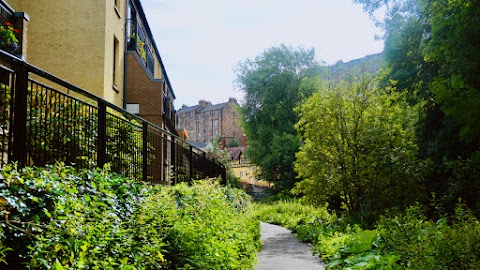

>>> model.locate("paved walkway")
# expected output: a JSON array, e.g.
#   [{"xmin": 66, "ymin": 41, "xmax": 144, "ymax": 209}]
[{"xmin": 255, "ymin": 222, "xmax": 325, "ymax": 270}]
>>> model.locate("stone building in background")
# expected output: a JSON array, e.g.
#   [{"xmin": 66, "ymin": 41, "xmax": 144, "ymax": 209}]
[{"xmin": 176, "ymin": 98, "xmax": 242, "ymax": 148}]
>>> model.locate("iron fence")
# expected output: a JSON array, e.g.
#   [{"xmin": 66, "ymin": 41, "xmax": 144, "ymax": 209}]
[
  {"xmin": 0, "ymin": 1, "xmax": 13, "ymax": 26},
  {"xmin": 127, "ymin": 16, "xmax": 155, "ymax": 76},
  {"xmin": 0, "ymin": 49, "xmax": 226, "ymax": 184}
]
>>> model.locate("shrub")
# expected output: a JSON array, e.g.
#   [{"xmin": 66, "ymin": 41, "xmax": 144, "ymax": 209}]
[
  {"xmin": 0, "ymin": 164, "xmax": 260, "ymax": 269},
  {"xmin": 377, "ymin": 203, "xmax": 480, "ymax": 269},
  {"xmin": 256, "ymin": 200, "xmax": 480, "ymax": 269},
  {"xmin": 0, "ymin": 163, "xmax": 156, "ymax": 269},
  {"xmin": 147, "ymin": 181, "xmax": 261, "ymax": 269},
  {"xmin": 254, "ymin": 200, "xmax": 331, "ymax": 232}
]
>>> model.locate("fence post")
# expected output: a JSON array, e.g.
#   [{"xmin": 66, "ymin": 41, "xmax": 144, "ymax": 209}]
[
  {"xmin": 221, "ymin": 164, "xmax": 227, "ymax": 186},
  {"xmin": 189, "ymin": 145, "xmax": 193, "ymax": 182},
  {"xmin": 203, "ymin": 152, "xmax": 207, "ymax": 179},
  {"xmin": 142, "ymin": 122, "xmax": 148, "ymax": 182},
  {"xmin": 97, "ymin": 99, "xmax": 107, "ymax": 168},
  {"xmin": 170, "ymin": 135, "xmax": 176, "ymax": 184},
  {"xmin": 11, "ymin": 60, "xmax": 28, "ymax": 166}
]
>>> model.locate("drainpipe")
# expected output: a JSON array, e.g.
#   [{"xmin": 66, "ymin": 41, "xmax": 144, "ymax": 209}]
[{"xmin": 122, "ymin": 37, "xmax": 128, "ymax": 109}]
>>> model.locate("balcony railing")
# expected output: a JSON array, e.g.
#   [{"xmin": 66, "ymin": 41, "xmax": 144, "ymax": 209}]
[
  {"xmin": 0, "ymin": 1, "xmax": 14, "ymax": 24},
  {"xmin": 127, "ymin": 17, "xmax": 155, "ymax": 76},
  {"xmin": 0, "ymin": 49, "xmax": 226, "ymax": 184},
  {"xmin": 0, "ymin": 2, "xmax": 20, "ymax": 55}
]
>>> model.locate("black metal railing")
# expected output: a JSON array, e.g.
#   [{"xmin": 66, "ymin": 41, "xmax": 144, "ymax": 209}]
[
  {"xmin": 127, "ymin": 17, "xmax": 155, "ymax": 75},
  {"xmin": 146, "ymin": 46, "xmax": 154, "ymax": 75},
  {"xmin": 0, "ymin": 1, "xmax": 14, "ymax": 26},
  {"xmin": 0, "ymin": 49, "xmax": 226, "ymax": 184}
]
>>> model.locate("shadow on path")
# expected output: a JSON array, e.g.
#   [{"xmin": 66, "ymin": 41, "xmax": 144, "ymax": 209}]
[{"xmin": 255, "ymin": 222, "xmax": 325, "ymax": 270}]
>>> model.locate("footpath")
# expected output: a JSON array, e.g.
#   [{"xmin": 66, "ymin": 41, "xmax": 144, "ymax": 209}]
[{"xmin": 255, "ymin": 222, "xmax": 325, "ymax": 270}]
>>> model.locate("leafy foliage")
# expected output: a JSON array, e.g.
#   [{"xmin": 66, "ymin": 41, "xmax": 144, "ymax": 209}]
[
  {"xmin": 256, "ymin": 200, "xmax": 480, "ymax": 269},
  {"xmin": 0, "ymin": 163, "xmax": 153, "ymax": 269},
  {"xmin": 203, "ymin": 139, "xmax": 242, "ymax": 188},
  {"xmin": 293, "ymin": 79, "xmax": 427, "ymax": 223},
  {"xmin": 236, "ymin": 44, "xmax": 320, "ymax": 190},
  {"xmin": 354, "ymin": 0, "xmax": 480, "ymax": 214},
  {"xmin": 0, "ymin": 164, "xmax": 260, "ymax": 269},
  {"xmin": 254, "ymin": 200, "xmax": 332, "ymax": 232},
  {"xmin": 377, "ymin": 203, "xmax": 480, "ymax": 269},
  {"xmin": 151, "ymin": 181, "xmax": 260, "ymax": 269}
]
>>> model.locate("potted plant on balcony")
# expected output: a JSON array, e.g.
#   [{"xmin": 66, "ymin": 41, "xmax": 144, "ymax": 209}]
[
  {"xmin": 136, "ymin": 36, "xmax": 147, "ymax": 61},
  {"xmin": 0, "ymin": 21, "xmax": 19, "ymax": 53}
]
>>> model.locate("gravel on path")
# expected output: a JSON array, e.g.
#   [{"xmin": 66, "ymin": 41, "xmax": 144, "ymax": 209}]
[{"xmin": 255, "ymin": 222, "xmax": 325, "ymax": 270}]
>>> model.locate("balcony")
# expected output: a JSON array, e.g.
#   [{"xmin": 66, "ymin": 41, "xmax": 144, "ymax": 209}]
[
  {"xmin": 127, "ymin": 15, "xmax": 154, "ymax": 76},
  {"xmin": 0, "ymin": 1, "xmax": 24, "ymax": 57}
]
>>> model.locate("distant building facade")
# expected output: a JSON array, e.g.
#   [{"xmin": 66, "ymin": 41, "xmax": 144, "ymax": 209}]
[
  {"xmin": 225, "ymin": 135, "xmax": 268, "ymax": 188},
  {"xmin": 176, "ymin": 98, "xmax": 242, "ymax": 147}
]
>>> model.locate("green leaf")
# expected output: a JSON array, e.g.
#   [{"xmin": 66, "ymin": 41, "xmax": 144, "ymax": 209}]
[
  {"xmin": 43, "ymin": 208, "xmax": 52, "ymax": 218},
  {"xmin": 54, "ymin": 259, "xmax": 65, "ymax": 270}
]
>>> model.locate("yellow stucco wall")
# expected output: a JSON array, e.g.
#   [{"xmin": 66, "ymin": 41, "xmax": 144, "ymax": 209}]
[
  {"xmin": 6, "ymin": 0, "xmax": 19, "ymax": 11},
  {"xmin": 7, "ymin": 0, "xmax": 126, "ymax": 107},
  {"xmin": 103, "ymin": 0, "xmax": 126, "ymax": 106},
  {"xmin": 231, "ymin": 163, "xmax": 269, "ymax": 187}
]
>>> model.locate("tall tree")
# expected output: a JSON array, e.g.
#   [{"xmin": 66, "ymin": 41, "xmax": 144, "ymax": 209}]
[
  {"xmin": 293, "ymin": 79, "xmax": 426, "ymax": 223},
  {"xmin": 235, "ymin": 45, "xmax": 320, "ymax": 190},
  {"xmin": 354, "ymin": 0, "xmax": 480, "ymax": 212}
]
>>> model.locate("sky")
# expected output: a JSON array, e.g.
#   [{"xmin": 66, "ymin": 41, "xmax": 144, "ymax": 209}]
[{"xmin": 140, "ymin": 0, "xmax": 384, "ymax": 108}]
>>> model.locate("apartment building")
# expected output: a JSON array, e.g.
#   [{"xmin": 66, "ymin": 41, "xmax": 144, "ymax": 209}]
[
  {"xmin": 3, "ymin": 0, "xmax": 176, "ymax": 133},
  {"xmin": 176, "ymin": 98, "xmax": 242, "ymax": 147}
]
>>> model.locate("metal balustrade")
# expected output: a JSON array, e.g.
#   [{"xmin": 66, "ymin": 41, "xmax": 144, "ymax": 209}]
[{"xmin": 0, "ymin": 49, "xmax": 226, "ymax": 184}]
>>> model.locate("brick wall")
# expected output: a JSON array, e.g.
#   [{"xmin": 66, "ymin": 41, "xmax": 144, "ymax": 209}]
[{"xmin": 125, "ymin": 53, "xmax": 163, "ymax": 127}]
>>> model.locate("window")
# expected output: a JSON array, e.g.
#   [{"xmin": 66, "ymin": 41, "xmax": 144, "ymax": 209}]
[
  {"xmin": 114, "ymin": 0, "xmax": 121, "ymax": 17},
  {"xmin": 214, "ymin": 119, "xmax": 219, "ymax": 127},
  {"xmin": 197, "ymin": 123, "xmax": 201, "ymax": 130},
  {"xmin": 215, "ymin": 110, "xmax": 219, "ymax": 116},
  {"xmin": 112, "ymin": 36, "xmax": 120, "ymax": 91},
  {"xmin": 190, "ymin": 112, "xmax": 193, "ymax": 118},
  {"xmin": 214, "ymin": 129, "xmax": 218, "ymax": 135}
]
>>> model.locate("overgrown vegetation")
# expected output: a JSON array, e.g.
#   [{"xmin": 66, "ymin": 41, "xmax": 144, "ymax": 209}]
[
  {"xmin": 255, "ymin": 200, "xmax": 480, "ymax": 269},
  {"xmin": 236, "ymin": 45, "xmax": 321, "ymax": 190},
  {"xmin": 240, "ymin": 1, "xmax": 480, "ymax": 250},
  {"xmin": 294, "ymin": 78, "xmax": 428, "ymax": 224},
  {"xmin": 353, "ymin": 0, "xmax": 480, "ymax": 214},
  {"xmin": 0, "ymin": 164, "xmax": 260, "ymax": 269}
]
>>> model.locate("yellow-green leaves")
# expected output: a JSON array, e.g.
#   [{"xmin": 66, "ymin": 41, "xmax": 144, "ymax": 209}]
[{"xmin": 294, "ymin": 80, "xmax": 426, "ymax": 222}]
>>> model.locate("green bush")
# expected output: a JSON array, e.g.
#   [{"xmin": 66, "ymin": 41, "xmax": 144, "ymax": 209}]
[
  {"xmin": 256, "ymin": 200, "xmax": 480, "ymax": 269},
  {"xmin": 377, "ymin": 203, "xmax": 480, "ymax": 269},
  {"xmin": 0, "ymin": 163, "xmax": 156, "ymax": 269},
  {"xmin": 0, "ymin": 164, "xmax": 260, "ymax": 269},
  {"xmin": 147, "ymin": 181, "xmax": 260, "ymax": 269},
  {"xmin": 254, "ymin": 200, "xmax": 332, "ymax": 232}
]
